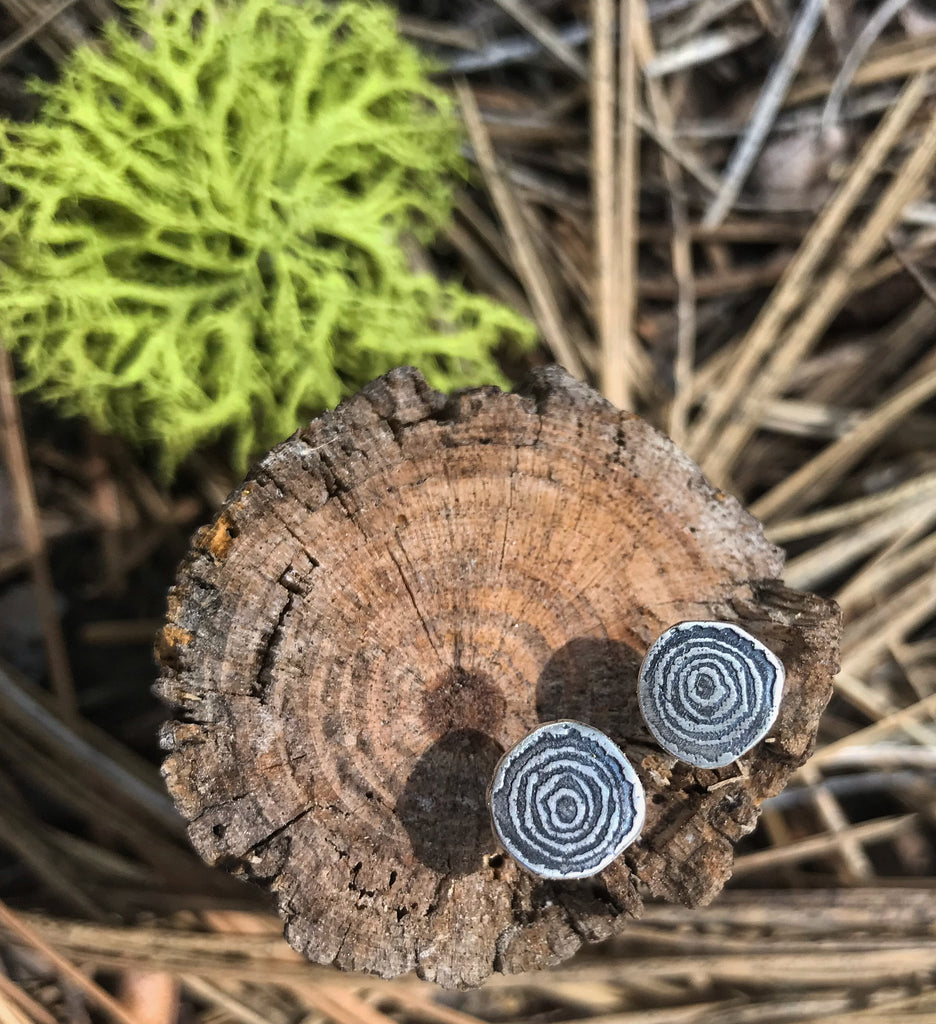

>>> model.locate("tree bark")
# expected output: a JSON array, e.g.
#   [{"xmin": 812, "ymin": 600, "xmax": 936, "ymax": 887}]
[{"xmin": 156, "ymin": 366, "xmax": 840, "ymax": 988}]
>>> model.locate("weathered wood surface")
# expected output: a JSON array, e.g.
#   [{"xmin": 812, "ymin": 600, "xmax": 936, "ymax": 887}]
[{"xmin": 156, "ymin": 367, "xmax": 840, "ymax": 988}]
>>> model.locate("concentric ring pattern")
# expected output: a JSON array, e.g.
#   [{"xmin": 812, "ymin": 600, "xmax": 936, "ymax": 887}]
[
  {"xmin": 489, "ymin": 721, "xmax": 646, "ymax": 879},
  {"xmin": 638, "ymin": 621, "xmax": 785, "ymax": 769}
]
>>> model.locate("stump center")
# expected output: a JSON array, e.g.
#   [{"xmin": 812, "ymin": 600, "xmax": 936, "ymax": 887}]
[{"xmin": 421, "ymin": 666, "xmax": 506, "ymax": 736}]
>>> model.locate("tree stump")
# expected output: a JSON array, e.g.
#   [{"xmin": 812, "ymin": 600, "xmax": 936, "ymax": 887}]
[{"xmin": 157, "ymin": 367, "xmax": 840, "ymax": 989}]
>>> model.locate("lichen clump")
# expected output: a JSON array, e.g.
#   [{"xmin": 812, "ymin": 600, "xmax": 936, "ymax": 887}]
[{"xmin": 0, "ymin": 0, "xmax": 534, "ymax": 473}]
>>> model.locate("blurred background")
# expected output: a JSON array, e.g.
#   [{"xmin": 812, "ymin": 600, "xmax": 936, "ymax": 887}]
[{"xmin": 2, "ymin": 0, "xmax": 936, "ymax": 1021}]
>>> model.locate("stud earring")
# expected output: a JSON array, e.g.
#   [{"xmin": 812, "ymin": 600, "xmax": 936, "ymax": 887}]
[
  {"xmin": 638, "ymin": 621, "xmax": 785, "ymax": 769},
  {"xmin": 488, "ymin": 720, "xmax": 646, "ymax": 880}
]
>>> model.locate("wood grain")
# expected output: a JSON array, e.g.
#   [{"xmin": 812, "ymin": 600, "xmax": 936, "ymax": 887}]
[{"xmin": 156, "ymin": 366, "xmax": 840, "ymax": 988}]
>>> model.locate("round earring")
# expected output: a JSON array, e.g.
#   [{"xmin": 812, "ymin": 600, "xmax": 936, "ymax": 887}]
[
  {"xmin": 488, "ymin": 720, "xmax": 646, "ymax": 880},
  {"xmin": 638, "ymin": 621, "xmax": 785, "ymax": 769}
]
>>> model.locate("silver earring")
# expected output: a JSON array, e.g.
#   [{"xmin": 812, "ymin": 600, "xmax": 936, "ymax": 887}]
[
  {"xmin": 488, "ymin": 720, "xmax": 646, "ymax": 880},
  {"xmin": 638, "ymin": 621, "xmax": 785, "ymax": 769}
]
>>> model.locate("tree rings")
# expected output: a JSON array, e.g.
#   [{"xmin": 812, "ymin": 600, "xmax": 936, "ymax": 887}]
[
  {"xmin": 488, "ymin": 721, "xmax": 645, "ymax": 879},
  {"xmin": 156, "ymin": 367, "xmax": 840, "ymax": 987},
  {"xmin": 638, "ymin": 621, "xmax": 785, "ymax": 768}
]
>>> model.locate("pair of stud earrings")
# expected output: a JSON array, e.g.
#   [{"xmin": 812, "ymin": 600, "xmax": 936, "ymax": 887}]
[{"xmin": 487, "ymin": 620, "xmax": 785, "ymax": 880}]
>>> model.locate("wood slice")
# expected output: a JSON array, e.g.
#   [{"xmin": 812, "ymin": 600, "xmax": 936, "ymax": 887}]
[{"xmin": 156, "ymin": 367, "xmax": 840, "ymax": 989}]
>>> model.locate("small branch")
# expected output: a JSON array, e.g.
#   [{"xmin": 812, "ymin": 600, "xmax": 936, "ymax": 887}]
[
  {"xmin": 633, "ymin": 2, "xmax": 696, "ymax": 444},
  {"xmin": 448, "ymin": 22, "xmax": 590, "ymax": 74},
  {"xmin": 687, "ymin": 72, "xmax": 930, "ymax": 467},
  {"xmin": 0, "ymin": 898, "xmax": 144, "ymax": 1024},
  {"xmin": 0, "ymin": 0, "xmax": 81, "ymax": 69},
  {"xmin": 490, "ymin": 0, "xmax": 588, "ymax": 78},
  {"xmin": 0, "ymin": 973, "xmax": 58, "ymax": 1024},
  {"xmin": 751, "ymin": 365, "xmax": 936, "ymax": 522},
  {"xmin": 766, "ymin": 470, "xmax": 936, "ymax": 543},
  {"xmin": 608, "ymin": 0, "xmax": 644, "ymax": 408},
  {"xmin": 0, "ymin": 659, "xmax": 182, "ymax": 836},
  {"xmin": 0, "ymin": 348, "xmax": 76, "ymax": 716},
  {"xmin": 457, "ymin": 82, "xmax": 586, "ymax": 379},
  {"xmin": 701, "ymin": 0, "xmax": 825, "ymax": 227},
  {"xmin": 731, "ymin": 814, "xmax": 918, "ymax": 877},
  {"xmin": 645, "ymin": 23, "xmax": 761, "ymax": 78},
  {"xmin": 592, "ymin": 0, "xmax": 618, "ymax": 399},
  {"xmin": 810, "ymin": 692, "xmax": 936, "ymax": 769},
  {"xmin": 821, "ymin": 0, "xmax": 915, "ymax": 132}
]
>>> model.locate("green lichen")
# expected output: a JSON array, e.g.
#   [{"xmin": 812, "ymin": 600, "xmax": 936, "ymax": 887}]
[{"xmin": 0, "ymin": 0, "xmax": 534, "ymax": 474}]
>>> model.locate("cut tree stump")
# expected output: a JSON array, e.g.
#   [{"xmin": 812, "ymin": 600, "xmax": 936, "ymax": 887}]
[{"xmin": 156, "ymin": 367, "xmax": 841, "ymax": 988}]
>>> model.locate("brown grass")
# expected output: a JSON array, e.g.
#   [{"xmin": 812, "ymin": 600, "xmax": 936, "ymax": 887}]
[{"xmin": 1, "ymin": 0, "xmax": 936, "ymax": 1021}]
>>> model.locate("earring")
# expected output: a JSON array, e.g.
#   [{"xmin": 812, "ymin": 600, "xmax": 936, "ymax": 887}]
[
  {"xmin": 488, "ymin": 720, "xmax": 646, "ymax": 880},
  {"xmin": 638, "ymin": 621, "xmax": 785, "ymax": 769}
]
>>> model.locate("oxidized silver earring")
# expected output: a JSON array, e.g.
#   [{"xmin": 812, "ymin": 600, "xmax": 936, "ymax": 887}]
[
  {"xmin": 488, "ymin": 720, "xmax": 646, "ymax": 880},
  {"xmin": 638, "ymin": 621, "xmax": 785, "ymax": 769}
]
